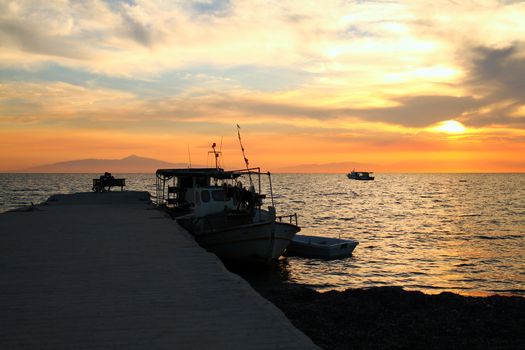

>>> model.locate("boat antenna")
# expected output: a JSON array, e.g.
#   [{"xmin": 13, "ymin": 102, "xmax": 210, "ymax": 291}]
[
  {"xmin": 187, "ymin": 144, "xmax": 192, "ymax": 168},
  {"xmin": 236, "ymin": 124, "xmax": 253, "ymax": 186}
]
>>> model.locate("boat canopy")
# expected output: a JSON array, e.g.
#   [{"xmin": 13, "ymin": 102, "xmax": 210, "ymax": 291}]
[
  {"xmin": 156, "ymin": 167, "xmax": 244, "ymax": 180},
  {"xmin": 155, "ymin": 166, "xmax": 273, "ymax": 209}
]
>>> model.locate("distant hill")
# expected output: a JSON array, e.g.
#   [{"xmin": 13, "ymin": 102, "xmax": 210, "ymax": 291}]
[
  {"xmin": 19, "ymin": 155, "xmax": 192, "ymax": 173},
  {"xmin": 276, "ymin": 161, "xmax": 376, "ymax": 173}
]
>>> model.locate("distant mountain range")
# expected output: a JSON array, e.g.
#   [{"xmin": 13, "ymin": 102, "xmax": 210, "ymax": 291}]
[
  {"xmin": 15, "ymin": 155, "xmax": 377, "ymax": 174},
  {"xmin": 18, "ymin": 155, "xmax": 191, "ymax": 173}
]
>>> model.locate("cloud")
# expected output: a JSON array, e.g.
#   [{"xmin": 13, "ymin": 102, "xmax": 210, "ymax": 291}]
[
  {"xmin": 469, "ymin": 45, "xmax": 525, "ymax": 100},
  {"xmin": 185, "ymin": 0, "xmax": 233, "ymax": 17},
  {"xmin": 460, "ymin": 44, "xmax": 525, "ymax": 127},
  {"xmin": 345, "ymin": 95, "xmax": 480, "ymax": 127},
  {"xmin": 0, "ymin": 81, "xmax": 138, "ymax": 124},
  {"xmin": 0, "ymin": 0, "xmax": 456, "ymax": 76},
  {"xmin": 118, "ymin": 3, "xmax": 156, "ymax": 47},
  {"xmin": 1, "ymin": 0, "xmax": 525, "ymax": 132},
  {"xmin": 0, "ymin": 1, "xmax": 306, "ymax": 75},
  {"xmin": 0, "ymin": 16, "xmax": 91, "ymax": 60}
]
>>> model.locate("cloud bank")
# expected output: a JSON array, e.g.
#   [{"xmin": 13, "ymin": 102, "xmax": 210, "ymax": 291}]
[{"xmin": 1, "ymin": 0, "xmax": 524, "ymax": 171}]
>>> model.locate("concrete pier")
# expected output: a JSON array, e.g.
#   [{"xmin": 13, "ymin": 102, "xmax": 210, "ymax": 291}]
[{"xmin": 0, "ymin": 191, "xmax": 318, "ymax": 349}]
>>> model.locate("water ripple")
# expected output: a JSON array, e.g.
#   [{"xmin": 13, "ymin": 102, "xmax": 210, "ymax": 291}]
[
  {"xmin": 270, "ymin": 173, "xmax": 525, "ymax": 296},
  {"xmin": 1, "ymin": 173, "xmax": 524, "ymax": 296}
]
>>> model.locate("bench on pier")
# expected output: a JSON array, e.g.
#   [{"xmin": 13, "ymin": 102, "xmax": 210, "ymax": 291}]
[{"xmin": 92, "ymin": 178, "xmax": 126, "ymax": 192}]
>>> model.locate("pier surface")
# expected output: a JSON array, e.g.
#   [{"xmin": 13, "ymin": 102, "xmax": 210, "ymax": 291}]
[{"xmin": 0, "ymin": 191, "xmax": 318, "ymax": 349}]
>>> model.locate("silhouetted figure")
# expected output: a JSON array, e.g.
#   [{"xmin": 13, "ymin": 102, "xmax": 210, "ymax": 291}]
[
  {"xmin": 96, "ymin": 172, "xmax": 112, "ymax": 192},
  {"xmin": 93, "ymin": 172, "xmax": 124, "ymax": 192}
]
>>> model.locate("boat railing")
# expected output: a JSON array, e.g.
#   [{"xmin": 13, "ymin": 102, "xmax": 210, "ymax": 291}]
[{"xmin": 276, "ymin": 213, "xmax": 298, "ymax": 226}]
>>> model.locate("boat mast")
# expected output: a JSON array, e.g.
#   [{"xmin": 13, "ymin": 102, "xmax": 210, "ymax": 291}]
[{"xmin": 187, "ymin": 144, "xmax": 192, "ymax": 168}]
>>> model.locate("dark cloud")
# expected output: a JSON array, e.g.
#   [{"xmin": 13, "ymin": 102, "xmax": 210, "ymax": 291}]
[
  {"xmin": 119, "ymin": 11, "xmax": 154, "ymax": 47},
  {"xmin": 498, "ymin": 0, "xmax": 525, "ymax": 4},
  {"xmin": 468, "ymin": 45, "xmax": 525, "ymax": 101},
  {"xmin": 0, "ymin": 19, "xmax": 89, "ymax": 59},
  {"xmin": 463, "ymin": 44, "xmax": 525, "ymax": 127},
  {"xmin": 0, "ymin": 2, "xmax": 161, "ymax": 55},
  {"xmin": 186, "ymin": 0, "xmax": 232, "ymax": 17},
  {"xmin": 173, "ymin": 93, "xmax": 478, "ymax": 128},
  {"xmin": 240, "ymin": 95, "xmax": 479, "ymax": 128},
  {"xmin": 349, "ymin": 95, "xmax": 479, "ymax": 127}
]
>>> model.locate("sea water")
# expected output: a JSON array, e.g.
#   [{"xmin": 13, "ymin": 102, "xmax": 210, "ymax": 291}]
[{"xmin": 1, "ymin": 173, "xmax": 524, "ymax": 296}]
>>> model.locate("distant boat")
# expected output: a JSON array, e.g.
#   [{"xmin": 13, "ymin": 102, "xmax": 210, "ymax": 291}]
[
  {"xmin": 285, "ymin": 234, "xmax": 358, "ymax": 260},
  {"xmin": 347, "ymin": 170, "xmax": 374, "ymax": 180}
]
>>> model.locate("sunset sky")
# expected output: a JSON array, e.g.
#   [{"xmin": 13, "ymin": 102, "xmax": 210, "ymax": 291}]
[{"xmin": 1, "ymin": 0, "xmax": 524, "ymax": 172}]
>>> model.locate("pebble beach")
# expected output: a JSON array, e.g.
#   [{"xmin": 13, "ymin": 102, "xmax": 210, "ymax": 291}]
[{"xmin": 260, "ymin": 284, "xmax": 525, "ymax": 349}]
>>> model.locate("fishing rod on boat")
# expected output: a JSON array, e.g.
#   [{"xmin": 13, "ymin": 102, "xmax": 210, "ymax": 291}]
[{"xmin": 236, "ymin": 124, "xmax": 253, "ymax": 187}]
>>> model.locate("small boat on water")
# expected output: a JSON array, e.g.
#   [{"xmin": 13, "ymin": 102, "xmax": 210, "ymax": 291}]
[
  {"xmin": 285, "ymin": 234, "xmax": 359, "ymax": 260},
  {"xmin": 347, "ymin": 170, "xmax": 374, "ymax": 180},
  {"xmin": 155, "ymin": 144, "xmax": 300, "ymax": 264}
]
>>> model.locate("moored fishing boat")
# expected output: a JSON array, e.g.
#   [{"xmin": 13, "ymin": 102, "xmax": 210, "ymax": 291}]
[{"xmin": 155, "ymin": 143, "xmax": 300, "ymax": 264}]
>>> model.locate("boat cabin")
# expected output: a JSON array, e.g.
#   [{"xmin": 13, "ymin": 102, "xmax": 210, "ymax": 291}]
[
  {"xmin": 156, "ymin": 167, "xmax": 268, "ymax": 217},
  {"xmin": 347, "ymin": 170, "xmax": 375, "ymax": 181}
]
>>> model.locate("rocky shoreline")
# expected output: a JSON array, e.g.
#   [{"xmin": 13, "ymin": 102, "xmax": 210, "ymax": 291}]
[{"xmin": 259, "ymin": 285, "xmax": 525, "ymax": 349}]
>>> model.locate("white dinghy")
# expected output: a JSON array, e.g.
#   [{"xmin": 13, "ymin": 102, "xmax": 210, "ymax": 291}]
[{"xmin": 285, "ymin": 234, "xmax": 358, "ymax": 260}]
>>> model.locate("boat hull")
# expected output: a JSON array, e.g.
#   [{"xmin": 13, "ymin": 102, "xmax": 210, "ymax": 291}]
[
  {"xmin": 192, "ymin": 221, "xmax": 300, "ymax": 264},
  {"xmin": 347, "ymin": 175, "xmax": 374, "ymax": 180}
]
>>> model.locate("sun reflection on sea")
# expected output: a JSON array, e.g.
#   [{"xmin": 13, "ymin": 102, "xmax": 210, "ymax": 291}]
[{"xmin": 264, "ymin": 173, "xmax": 525, "ymax": 296}]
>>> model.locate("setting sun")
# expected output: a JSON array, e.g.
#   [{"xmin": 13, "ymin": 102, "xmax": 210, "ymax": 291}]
[{"xmin": 433, "ymin": 120, "xmax": 467, "ymax": 134}]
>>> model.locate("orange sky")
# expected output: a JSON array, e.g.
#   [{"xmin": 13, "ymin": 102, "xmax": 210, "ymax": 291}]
[{"xmin": 1, "ymin": 1, "xmax": 524, "ymax": 172}]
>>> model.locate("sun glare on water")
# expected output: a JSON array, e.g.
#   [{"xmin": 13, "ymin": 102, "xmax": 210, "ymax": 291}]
[{"xmin": 433, "ymin": 120, "xmax": 467, "ymax": 134}]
